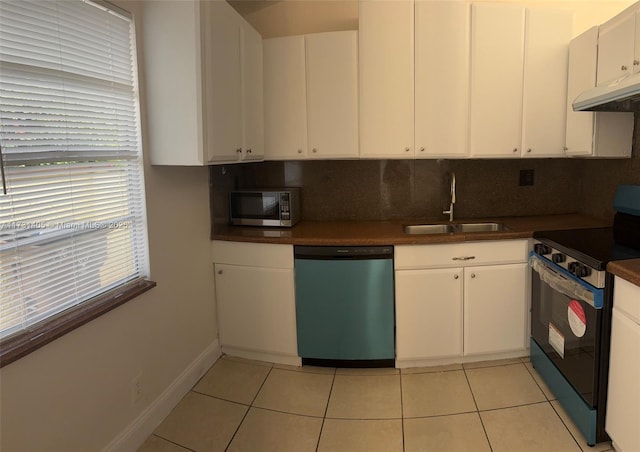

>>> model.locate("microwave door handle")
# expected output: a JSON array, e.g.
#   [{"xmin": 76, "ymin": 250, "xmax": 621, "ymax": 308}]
[{"xmin": 530, "ymin": 255, "xmax": 596, "ymax": 308}]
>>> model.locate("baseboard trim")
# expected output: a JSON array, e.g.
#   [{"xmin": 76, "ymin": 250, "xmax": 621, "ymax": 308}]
[{"xmin": 103, "ymin": 339, "xmax": 221, "ymax": 452}]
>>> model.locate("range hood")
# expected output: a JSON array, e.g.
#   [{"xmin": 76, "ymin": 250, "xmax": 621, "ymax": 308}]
[{"xmin": 573, "ymin": 72, "xmax": 640, "ymax": 112}]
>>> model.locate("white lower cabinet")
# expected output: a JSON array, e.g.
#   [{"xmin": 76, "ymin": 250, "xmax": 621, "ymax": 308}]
[
  {"xmin": 463, "ymin": 263, "xmax": 528, "ymax": 355},
  {"xmin": 606, "ymin": 277, "xmax": 640, "ymax": 452},
  {"xmin": 395, "ymin": 240, "xmax": 530, "ymax": 367},
  {"xmin": 395, "ymin": 268, "xmax": 463, "ymax": 361},
  {"xmin": 212, "ymin": 241, "xmax": 299, "ymax": 365}
]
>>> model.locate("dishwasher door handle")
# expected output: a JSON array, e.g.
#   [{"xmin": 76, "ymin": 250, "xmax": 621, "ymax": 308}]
[{"xmin": 452, "ymin": 256, "xmax": 476, "ymax": 261}]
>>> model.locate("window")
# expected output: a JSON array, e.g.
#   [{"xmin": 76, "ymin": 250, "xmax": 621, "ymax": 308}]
[{"xmin": 0, "ymin": 0, "xmax": 152, "ymax": 364}]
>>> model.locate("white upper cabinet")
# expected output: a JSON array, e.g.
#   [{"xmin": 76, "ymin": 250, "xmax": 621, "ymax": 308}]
[
  {"xmin": 470, "ymin": 4, "xmax": 525, "ymax": 158},
  {"xmin": 144, "ymin": 1, "xmax": 263, "ymax": 165},
  {"xmin": 522, "ymin": 9, "xmax": 572, "ymax": 158},
  {"xmin": 565, "ymin": 27, "xmax": 634, "ymax": 157},
  {"xmin": 205, "ymin": 0, "xmax": 242, "ymax": 163},
  {"xmin": 470, "ymin": 4, "xmax": 572, "ymax": 158},
  {"xmin": 636, "ymin": 9, "xmax": 640, "ymax": 74},
  {"xmin": 305, "ymin": 31, "xmax": 359, "ymax": 159},
  {"xmin": 415, "ymin": 1, "xmax": 470, "ymax": 158},
  {"xmin": 264, "ymin": 36, "xmax": 308, "ymax": 159},
  {"xmin": 264, "ymin": 31, "xmax": 359, "ymax": 160},
  {"xmin": 240, "ymin": 23, "xmax": 265, "ymax": 161},
  {"xmin": 359, "ymin": 0, "xmax": 414, "ymax": 158},
  {"xmin": 597, "ymin": 7, "xmax": 636, "ymax": 85}
]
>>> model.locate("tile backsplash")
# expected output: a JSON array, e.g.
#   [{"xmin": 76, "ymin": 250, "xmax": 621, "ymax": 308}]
[{"xmin": 210, "ymin": 120, "xmax": 640, "ymax": 233}]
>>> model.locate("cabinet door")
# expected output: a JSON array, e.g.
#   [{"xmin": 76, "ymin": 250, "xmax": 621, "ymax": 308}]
[
  {"xmin": 470, "ymin": 4, "xmax": 524, "ymax": 158},
  {"xmin": 359, "ymin": 0, "xmax": 414, "ymax": 158},
  {"xmin": 305, "ymin": 31, "xmax": 359, "ymax": 159},
  {"xmin": 597, "ymin": 9, "xmax": 635, "ymax": 85},
  {"xmin": 395, "ymin": 268, "xmax": 463, "ymax": 360},
  {"xmin": 565, "ymin": 27, "xmax": 596, "ymax": 157},
  {"xmin": 464, "ymin": 263, "xmax": 528, "ymax": 355},
  {"xmin": 522, "ymin": 9, "xmax": 572, "ymax": 158},
  {"xmin": 144, "ymin": 1, "xmax": 205, "ymax": 165},
  {"xmin": 264, "ymin": 36, "xmax": 308, "ymax": 159},
  {"xmin": 415, "ymin": 1, "xmax": 469, "ymax": 158},
  {"xmin": 635, "ymin": 10, "xmax": 640, "ymax": 74},
  {"xmin": 215, "ymin": 264, "xmax": 297, "ymax": 356},
  {"xmin": 205, "ymin": 0, "xmax": 242, "ymax": 163},
  {"xmin": 240, "ymin": 23, "xmax": 264, "ymax": 161}
]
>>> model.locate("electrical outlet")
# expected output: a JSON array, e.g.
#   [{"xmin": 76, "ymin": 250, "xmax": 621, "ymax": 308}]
[
  {"xmin": 132, "ymin": 372, "xmax": 143, "ymax": 405},
  {"xmin": 519, "ymin": 169, "xmax": 534, "ymax": 186}
]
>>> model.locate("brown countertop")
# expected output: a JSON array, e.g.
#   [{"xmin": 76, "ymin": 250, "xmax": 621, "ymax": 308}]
[
  {"xmin": 212, "ymin": 214, "xmax": 610, "ymax": 246},
  {"xmin": 608, "ymin": 259, "xmax": 640, "ymax": 287}
]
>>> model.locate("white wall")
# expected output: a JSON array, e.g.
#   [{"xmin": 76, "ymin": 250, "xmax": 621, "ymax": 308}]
[{"xmin": 0, "ymin": 1, "xmax": 218, "ymax": 450}]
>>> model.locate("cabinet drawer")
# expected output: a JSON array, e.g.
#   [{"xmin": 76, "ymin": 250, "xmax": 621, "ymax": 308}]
[
  {"xmin": 395, "ymin": 240, "xmax": 529, "ymax": 269},
  {"xmin": 212, "ymin": 240, "xmax": 294, "ymax": 268}
]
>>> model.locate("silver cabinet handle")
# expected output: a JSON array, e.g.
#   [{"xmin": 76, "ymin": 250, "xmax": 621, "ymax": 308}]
[
  {"xmin": 452, "ymin": 256, "xmax": 476, "ymax": 261},
  {"xmin": 634, "ymin": 60, "xmax": 640, "ymax": 66},
  {"xmin": 419, "ymin": 147, "xmax": 425, "ymax": 152},
  {"xmin": 454, "ymin": 274, "xmax": 459, "ymax": 280},
  {"xmin": 312, "ymin": 148, "xmax": 318, "ymax": 153},
  {"xmin": 471, "ymin": 273, "xmax": 476, "ymax": 278},
  {"xmin": 236, "ymin": 148, "xmax": 242, "ymax": 154},
  {"xmin": 512, "ymin": 148, "xmax": 518, "ymax": 153},
  {"xmin": 563, "ymin": 146, "xmax": 568, "ymax": 151},
  {"xmin": 405, "ymin": 147, "xmax": 410, "ymax": 152},
  {"xmin": 217, "ymin": 270, "xmax": 223, "ymax": 275},
  {"xmin": 297, "ymin": 149, "xmax": 303, "ymax": 154},
  {"xmin": 622, "ymin": 65, "xmax": 628, "ymax": 71},
  {"xmin": 527, "ymin": 148, "xmax": 532, "ymax": 153},
  {"xmin": 246, "ymin": 148, "xmax": 252, "ymax": 154}
]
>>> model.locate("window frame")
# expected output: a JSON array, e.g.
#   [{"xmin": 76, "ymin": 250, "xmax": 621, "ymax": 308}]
[{"xmin": 0, "ymin": 0, "xmax": 155, "ymax": 367}]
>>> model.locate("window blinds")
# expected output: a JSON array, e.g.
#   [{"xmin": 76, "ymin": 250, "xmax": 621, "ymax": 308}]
[{"xmin": 0, "ymin": 0, "xmax": 149, "ymax": 339}]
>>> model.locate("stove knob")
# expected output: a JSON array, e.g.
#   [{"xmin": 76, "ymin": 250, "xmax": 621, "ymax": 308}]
[
  {"xmin": 577, "ymin": 265, "xmax": 592, "ymax": 278},
  {"xmin": 534, "ymin": 244, "xmax": 551, "ymax": 255},
  {"xmin": 568, "ymin": 262, "xmax": 578, "ymax": 273},
  {"xmin": 551, "ymin": 253, "xmax": 566, "ymax": 263}
]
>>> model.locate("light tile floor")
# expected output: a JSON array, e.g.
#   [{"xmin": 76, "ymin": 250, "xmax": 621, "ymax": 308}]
[{"xmin": 139, "ymin": 355, "xmax": 614, "ymax": 452}]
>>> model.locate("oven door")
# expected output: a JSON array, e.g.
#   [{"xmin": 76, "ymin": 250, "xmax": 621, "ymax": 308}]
[{"xmin": 530, "ymin": 255, "xmax": 604, "ymax": 407}]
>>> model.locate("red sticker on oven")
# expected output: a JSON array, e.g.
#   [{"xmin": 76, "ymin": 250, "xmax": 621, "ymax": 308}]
[{"xmin": 568, "ymin": 300, "xmax": 587, "ymax": 338}]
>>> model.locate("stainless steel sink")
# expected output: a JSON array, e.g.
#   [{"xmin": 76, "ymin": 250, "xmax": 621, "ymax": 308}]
[
  {"xmin": 403, "ymin": 222, "xmax": 509, "ymax": 235},
  {"xmin": 454, "ymin": 222, "xmax": 510, "ymax": 233},
  {"xmin": 403, "ymin": 224, "xmax": 455, "ymax": 235}
]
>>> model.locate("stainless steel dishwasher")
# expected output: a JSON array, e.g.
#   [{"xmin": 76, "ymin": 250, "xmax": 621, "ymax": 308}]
[{"xmin": 294, "ymin": 245, "xmax": 395, "ymax": 367}]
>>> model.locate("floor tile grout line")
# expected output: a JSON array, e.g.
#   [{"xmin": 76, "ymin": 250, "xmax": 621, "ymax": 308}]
[
  {"xmin": 477, "ymin": 399, "xmax": 553, "ymax": 414},
  {"xmin": 548, "ymin": 398, "xmax": 589, "ymax": 451},
  {"xmin": 522, "ymin": 360, "xmax": 556, "ymax": 402},
  {"xmin": 190, "ymin": 390, "xmax": 253, "ymax": 408},
  {"xmin": 150, "ymin": 433, "xmax": 197, "ymax": 452},
  {"xmin": 401, "ymin": 409, "xmax": 481, "ymax": 420},
  {"xmin": 223, "ymin": 366, "xmax": 274, "ymax": 452},
  {"xmin": 315, "ymin": 367, "xmax": 337, "ymax": 452},
  {"xmin": 462, "ymin": 366, "xmax": 494, "ymax": 452},
  {"xmin": 243, "ymin": 404, "xmax": 327, "ymax": 420}
]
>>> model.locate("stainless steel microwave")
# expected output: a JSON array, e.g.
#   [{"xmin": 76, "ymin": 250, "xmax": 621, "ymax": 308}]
[{"xmin": 229, "ymin": 188, "xmax": 301, "ymax": 227}]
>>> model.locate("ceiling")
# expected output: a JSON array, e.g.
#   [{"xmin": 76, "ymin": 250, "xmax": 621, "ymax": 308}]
[{"xmin": 228, "ymin": 0, "xmax": 358, "ymax": 38}]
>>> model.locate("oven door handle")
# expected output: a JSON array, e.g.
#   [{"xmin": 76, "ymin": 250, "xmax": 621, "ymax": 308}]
[{"xmin": 530, "ymin": 255, "xmax": 596, "ymax": 308}]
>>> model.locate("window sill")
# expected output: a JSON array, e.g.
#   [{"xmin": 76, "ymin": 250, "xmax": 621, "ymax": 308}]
[{"xmin": 0, "ymin": 278, "xmax": 156, "ymax": 368}]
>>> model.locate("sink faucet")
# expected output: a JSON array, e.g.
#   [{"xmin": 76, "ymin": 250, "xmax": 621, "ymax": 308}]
[{"xmin": 443, "ymin": 172, "xmax": 456, "ymax": 222}]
